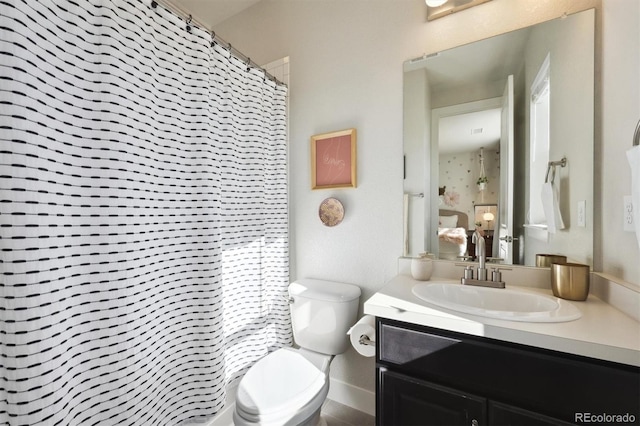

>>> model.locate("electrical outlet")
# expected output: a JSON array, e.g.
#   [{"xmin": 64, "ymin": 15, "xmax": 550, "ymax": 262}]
[
  {"xmin": 577, "ymin": 200, "xmax": 586, "ymax": 227},
  {"xmin": 624, "ymin": 196, "xmax": 634, "ymax": 232}
]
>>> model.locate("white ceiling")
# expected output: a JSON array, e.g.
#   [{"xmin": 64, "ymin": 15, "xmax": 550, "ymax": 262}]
[
  {"xmin": 166, "ymin": 0, "xmax": 262, "ymax": 28},
  {"xmin": 406, "ymin": 26, "xmax": 530, "ymax": 93},
  {"xmin": 407, "ymin": 25, "xmax": 531, "ymax": 155},
  {"xmin": 439, "ymin": 108, "xmax": 501, "ymax": 154}
]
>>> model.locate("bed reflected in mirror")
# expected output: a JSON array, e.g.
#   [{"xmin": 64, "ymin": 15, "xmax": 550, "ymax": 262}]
[{"xmin": 437, "ymin": 208, "xmax": 469, "ymax": 260}]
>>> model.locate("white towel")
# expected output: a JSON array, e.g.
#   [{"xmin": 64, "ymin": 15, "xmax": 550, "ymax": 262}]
[
  {"xmin": 627, "ymin": 145, "xmax": 640, "ymax": 248},
  {"xmin": 541, "ymin": 181, "xmax": 565, "ymax": 233},
  {"xmin": 403, "ymin": 193, "xmax": 409, "ymax": 256}
]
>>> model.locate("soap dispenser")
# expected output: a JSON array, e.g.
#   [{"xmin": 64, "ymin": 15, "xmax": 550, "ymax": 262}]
[{"xmin": 411, "ymin": 252, "xmax": 434, "ymax": 281}]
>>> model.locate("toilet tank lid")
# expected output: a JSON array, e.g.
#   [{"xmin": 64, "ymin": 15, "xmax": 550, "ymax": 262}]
[{"xmin": 290, "ymin": 279, "xmax": 361, "ymax": 302}]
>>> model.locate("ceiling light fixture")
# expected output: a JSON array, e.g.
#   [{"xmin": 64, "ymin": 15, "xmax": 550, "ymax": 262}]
[
  {"xmin": 426, "ymin": 0, "xmax": 492, "ymax": 21},
  {"xmin": 425, "ymin": 0, "xmax": 448, "ymax": 7}
]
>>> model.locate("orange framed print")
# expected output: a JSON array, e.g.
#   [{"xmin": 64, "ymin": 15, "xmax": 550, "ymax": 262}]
[{"xmin": 311, "ymin": 128, "xmax": 357, "ymax": 189}]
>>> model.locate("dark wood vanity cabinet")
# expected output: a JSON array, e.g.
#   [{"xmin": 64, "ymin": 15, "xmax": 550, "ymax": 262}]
[
  {"xmin": 376, "ymin": 318, "xmax": 640, "ymax": 426},
  {"xmin": 379, "ymin": 369, "xmax": 486, "ymax": 425}
]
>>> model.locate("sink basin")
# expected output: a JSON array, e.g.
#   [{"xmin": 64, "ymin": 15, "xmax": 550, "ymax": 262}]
[{"xmin": 412, "ymin": 282, "xmax": 581, "ymax": 323}]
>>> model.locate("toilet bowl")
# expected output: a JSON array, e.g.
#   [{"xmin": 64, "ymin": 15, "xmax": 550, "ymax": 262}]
[{"xmin": 233, "ymin": 279, "xmax": 361, "ymax": 426}]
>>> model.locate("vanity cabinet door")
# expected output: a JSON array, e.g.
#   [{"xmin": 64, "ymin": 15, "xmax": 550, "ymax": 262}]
[
  {"xmin": 489, "ymin": 401, "xmax": 574, "ymax": 426},
  {"xmin": 378, "ymin": 368, "xmax": 486, "ymax": 426}
]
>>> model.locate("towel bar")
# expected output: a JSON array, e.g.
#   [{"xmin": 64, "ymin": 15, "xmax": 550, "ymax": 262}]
[{"xmin": 545, "ymin": 157, "xmax": 567, "ymax": 184}]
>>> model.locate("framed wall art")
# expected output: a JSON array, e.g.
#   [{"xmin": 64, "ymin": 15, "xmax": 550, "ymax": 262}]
[{"xmin": 311, "ymin": 128, "xmax": 357, "ymax": 189}]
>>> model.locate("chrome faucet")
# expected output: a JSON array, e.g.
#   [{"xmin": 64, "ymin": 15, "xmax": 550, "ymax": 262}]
[
  {"xmin": 460, "ymin": 231, "xmax": 506, "ymax": 288},
  {"xmin": 473, "ymin": 231, "xmax": 487, "ymax": 281}
]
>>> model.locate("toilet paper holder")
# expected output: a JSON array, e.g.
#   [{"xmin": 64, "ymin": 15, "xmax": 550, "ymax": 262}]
[
  {"xmin": 348, "ymin": 315, "xmax": 376, "ymax": 356},
  {"xmin": 358, "ymin": 335, "xmax": 375, "ymax": 346}
]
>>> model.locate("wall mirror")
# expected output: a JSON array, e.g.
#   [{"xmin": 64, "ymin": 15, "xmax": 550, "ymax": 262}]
[{"xmin": 403, "ymin": 9, "xmax": 595, "ymax": 267}]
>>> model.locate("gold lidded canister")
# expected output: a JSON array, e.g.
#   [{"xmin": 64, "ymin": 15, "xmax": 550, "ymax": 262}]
[{"xmin": 550, "ymin": 262, "xmax": 590, "ymax": 301}]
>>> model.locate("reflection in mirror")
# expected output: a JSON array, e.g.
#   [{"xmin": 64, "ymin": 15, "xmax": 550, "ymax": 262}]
[{"xmin": 403, "ymin": 9, "xmax": 594, "ymax": 267}]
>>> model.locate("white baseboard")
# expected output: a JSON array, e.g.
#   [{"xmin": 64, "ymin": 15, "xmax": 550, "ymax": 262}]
[
  {"xmin": 205, "ymin": 403, "xmax": 234, "ymax": 426},
  {"xmin": 327, "ymin": 378, "xmax": 376, "ymax": 417}
]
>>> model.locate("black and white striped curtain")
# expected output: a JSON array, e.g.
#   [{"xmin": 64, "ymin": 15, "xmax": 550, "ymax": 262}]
[{"xmin": 0, "ymin": 1, "xmax": 290, "ymax": 424}]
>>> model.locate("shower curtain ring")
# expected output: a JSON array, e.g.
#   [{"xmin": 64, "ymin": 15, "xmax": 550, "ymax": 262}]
[
  {"xmin": 246, "ymin": 57, "xmax": 251, "ymax": 71},
  {"xmin": 185, "ymin": 14, "xmax": 192, "ymax": 32}
]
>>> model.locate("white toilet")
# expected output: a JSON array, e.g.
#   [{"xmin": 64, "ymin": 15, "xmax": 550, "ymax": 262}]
[{"xmin": 233, "ymin": 278, "xmax": 361, "ymax": 426}]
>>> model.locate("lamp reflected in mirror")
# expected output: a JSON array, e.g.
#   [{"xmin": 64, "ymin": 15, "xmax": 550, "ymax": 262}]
[
  {"xmin": 474, "ymin": 204, "xmax": 497, "ymax": 234},
  {"xmin": 483, "ymin": 212, "xmax": 494, "ymax": 230}
]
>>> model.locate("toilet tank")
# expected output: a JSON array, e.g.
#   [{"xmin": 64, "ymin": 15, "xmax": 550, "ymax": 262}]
[{"xmin": 288, "ymin": 279, "xmax": 361, "ymax": 355}]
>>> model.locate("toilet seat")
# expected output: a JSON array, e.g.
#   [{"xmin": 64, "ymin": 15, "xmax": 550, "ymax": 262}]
[{"xmin": 235, "ymin": 348, "xmax": 329, "ymax": 424}]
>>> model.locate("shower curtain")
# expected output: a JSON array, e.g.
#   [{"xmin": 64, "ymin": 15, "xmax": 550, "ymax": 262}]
[{"xmin": 0, "ymin": 1, "xmax": 290, "ymax": 424}]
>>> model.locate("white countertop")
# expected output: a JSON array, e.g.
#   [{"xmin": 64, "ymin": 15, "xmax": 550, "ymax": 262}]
[{"xmin": 364, "ymin": 274, "xmax": 640, "ymax": 367}]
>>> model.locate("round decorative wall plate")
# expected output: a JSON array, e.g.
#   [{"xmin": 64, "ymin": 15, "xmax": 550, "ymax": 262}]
[{"xmin": 319, "ymin": 197, "xmax": 345, "ymax": 227}]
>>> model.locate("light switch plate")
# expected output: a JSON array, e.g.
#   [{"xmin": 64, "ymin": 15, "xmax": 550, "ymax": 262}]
[{"xmin": 624, "ymin": 196, "xmax": 634, "ymax": 232}]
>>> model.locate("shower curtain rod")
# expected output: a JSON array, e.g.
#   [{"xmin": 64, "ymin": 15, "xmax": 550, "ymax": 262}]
[{"xmin": 151, "ymin": 0, "xmax": 285, "ymax": 86}]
